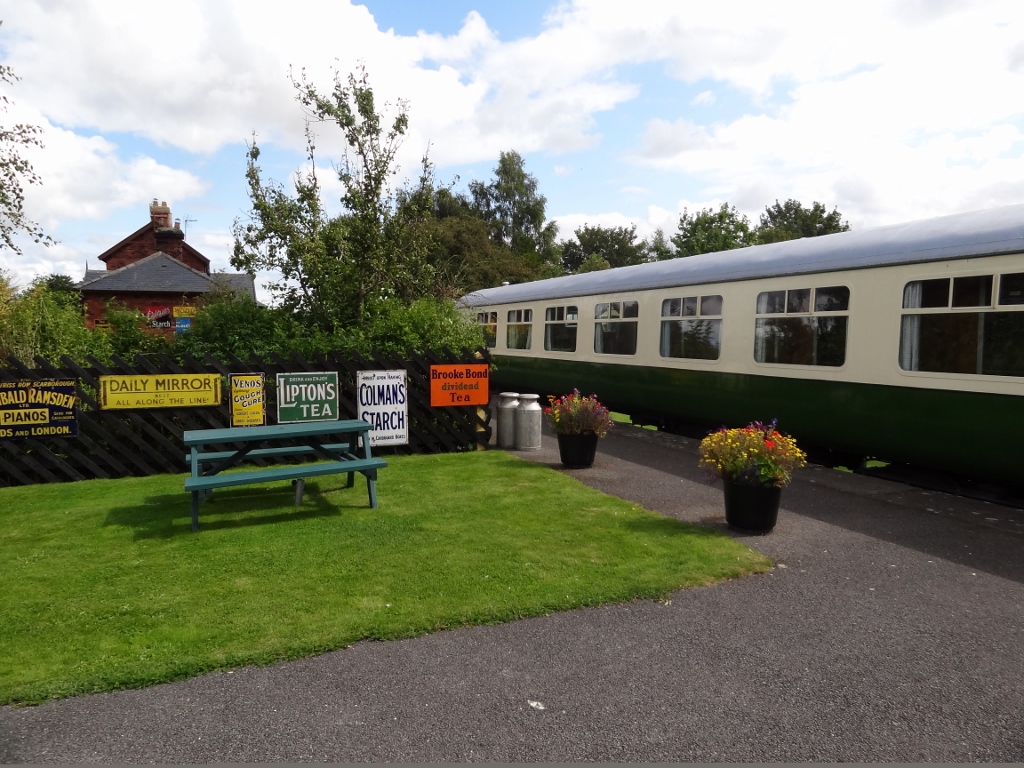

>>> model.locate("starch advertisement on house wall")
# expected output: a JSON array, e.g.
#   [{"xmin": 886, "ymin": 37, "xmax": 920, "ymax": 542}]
[{"xmin": 144, "ymin": 306, "xmax": 173, "ymax": 330}]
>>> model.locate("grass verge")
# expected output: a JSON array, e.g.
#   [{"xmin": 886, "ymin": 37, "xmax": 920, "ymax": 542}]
[
  {"xmin": 0, "ymin": 451, "xmax": 770, "ymax": 705},
  {"xmin": 610, "ymin": 411, "xmax": 657, "ymax": 430}
]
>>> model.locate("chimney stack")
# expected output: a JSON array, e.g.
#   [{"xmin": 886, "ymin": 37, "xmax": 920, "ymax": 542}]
[{"xmin": 149, "ymin": 199, "xmax": 172, "ymax": 228}]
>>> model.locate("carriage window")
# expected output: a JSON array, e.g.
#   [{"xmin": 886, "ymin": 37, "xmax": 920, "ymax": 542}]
[
  {"xmin": 903, "ymin": 278, "xmax": 949, "ymax": 308},
  {"xmin": 814, "ymin": 286, "xmax": 850, "ymax": 312},
  {"xmin": 952, "ymin": 276, "xmax": 992, "ymax": 307},
  {"xmin": 660, "ymin": 294, "xmax": 723, "ymax": 360},
  {"xmin": 754, "ymin": 286, "xmax": 849, "ymax": 366},
  {"xmin": 999, "ymin": 272, "xmax": 1024, "ymax": 305},
  {"xmin": 756, "ymin": 291, "xmax": 786, "ymax": 314},
  {"xmin": 594, "ymin": 300, "xmax": 639, "ymax": 355},
  {"xmin": 544, "ymin": 305, "xmax": 578, "ymax": 352},
  {"xmin": 700, "ymin": 294, "xmax": 723, "ymax": 315},
  {"xmin": 900, "ymin": 273, "xmax": 1024, "ymax": 376},
  {"xmin": 506, "ymin": 308, "xmax": 532, "ymax": 350},
  {"xmin": 476, "ymin": 311, "xmax": 497, "ymax": 348},
  {"xmin": 787, "ymin": 289, "xmax": 810, "ymax": 314}
]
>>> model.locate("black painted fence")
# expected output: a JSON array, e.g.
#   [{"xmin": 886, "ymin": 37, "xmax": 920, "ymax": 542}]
[{"xmin": 0, "ymin": 348, "xmax": 492, "ymax": 487}]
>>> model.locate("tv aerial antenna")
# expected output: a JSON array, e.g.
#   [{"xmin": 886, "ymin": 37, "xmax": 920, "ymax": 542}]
[{"xmin": 182, "ymin": 214, "xmax": 197, "ymax": 238}]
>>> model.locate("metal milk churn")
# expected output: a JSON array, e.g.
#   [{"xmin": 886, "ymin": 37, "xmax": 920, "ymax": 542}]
[
  {"xmin": 515, "ymin": 393, "xmax": 542, "ymax": 451},
  {"xmin": 497, "ymin": 392, "xmax": 519, "ymax": 449}
]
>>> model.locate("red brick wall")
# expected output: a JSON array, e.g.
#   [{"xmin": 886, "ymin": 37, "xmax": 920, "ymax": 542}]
[
  {"xmin": 102, "ymin": 226, "xmax": 208, "ymax": 273},
  {"xmin": 84, "ymin": 292, "xmax": 200, "ymax": 338}
]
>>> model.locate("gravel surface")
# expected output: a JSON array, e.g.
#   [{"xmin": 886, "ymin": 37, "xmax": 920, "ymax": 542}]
[{"xmin": 2, "ymin": 423, "xmax": 1022, "ymax": 762}]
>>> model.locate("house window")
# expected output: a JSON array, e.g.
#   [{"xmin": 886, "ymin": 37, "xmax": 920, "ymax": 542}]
[
  {"xmin": 594, "ymin": 300, "xmax": 639, "ymax": 355},
  {"xmin": 506, "ymin": 308, "xmax": 533, "ymax": 350},
  {"xmin": 476, "ymin": 311, "xmax": 497, "ymax": 349},
  {"xmin": 544, "ymin": 305, "xmax": 578, "ymax": 352},
  {"xmin": 899, "ymin": 273, "xmax": 1024, "ymax": 376},
  {"xmin": 660, "ymin": 295, "xmax": 723, "ymax": 360},
  {"xmin": 754, "ymin": 286, "xmax": 849, "ymax": 366}
]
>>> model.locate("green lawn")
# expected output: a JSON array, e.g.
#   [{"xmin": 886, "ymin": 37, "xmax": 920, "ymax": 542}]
[
  {"xmin": 610, "ymin": 411, "xmax": 658, "ymax": 430},
  {"xmin": 0, "ymin": 451, "xmax": 770, "ymax": 705}
]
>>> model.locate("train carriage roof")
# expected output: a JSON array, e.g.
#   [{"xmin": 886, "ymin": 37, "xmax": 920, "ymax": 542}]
[{"xmin": 461, "ymin": 203, "xmax": 1024, "ymax": 307}]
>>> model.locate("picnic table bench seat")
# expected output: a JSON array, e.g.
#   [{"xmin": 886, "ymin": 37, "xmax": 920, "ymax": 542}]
[
  {"xmin": 184, "ymin": 420, "xmax": 386, "ymax": 532},
  {"xmin": 183, "ymin": 457, "xmax": 386, "ymax": 493}
]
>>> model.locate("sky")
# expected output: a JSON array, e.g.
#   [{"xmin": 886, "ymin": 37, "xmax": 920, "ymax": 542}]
[{"xmin": 2, "ymin": 0, "xmax": 1024, "ymax": 304}]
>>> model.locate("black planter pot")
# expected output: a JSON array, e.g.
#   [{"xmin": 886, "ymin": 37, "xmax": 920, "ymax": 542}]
[
  {"xmin": 723, "ymin": 480, "xmax": 782, "ymax": 533},
  {"xmin": 557, "ymin": 432, "xmax": 599, "ymax": 468}
]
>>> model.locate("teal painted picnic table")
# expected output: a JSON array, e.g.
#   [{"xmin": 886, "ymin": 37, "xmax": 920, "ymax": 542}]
[{"xmin": 183, "ymin": 420, "xmax": 387, "ymax": 532}]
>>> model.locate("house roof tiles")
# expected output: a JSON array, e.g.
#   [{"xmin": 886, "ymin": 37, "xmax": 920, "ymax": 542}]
[{"xmin": 79, "ymin": 252, "xmax": 255, "ymax": 299}]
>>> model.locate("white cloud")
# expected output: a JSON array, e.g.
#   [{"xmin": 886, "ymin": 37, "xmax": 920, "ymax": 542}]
[
  {"xmin": 625, "ymin": 0, "xmax": 1024, "ymax": 227},
  {"xmin": 4, "ymin": 0, "xmax": 1024, "ymax": 293}
]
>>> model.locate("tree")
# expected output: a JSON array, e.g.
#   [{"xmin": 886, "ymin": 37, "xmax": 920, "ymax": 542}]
[
  {"xmin": 171, "ymin": 288, "xmax": 296, "ymax": 361},
  {"xmin": 576, "ymin": 253, "xmax": 611, "ymax": 273},
  {"xmin": 0, "ymin": 284, "xmax": 110, "ymax": 363},
  {"xmin": 646, "ymin": 227, "xmax": 675, "ymax": 261},
  {"xmin": 561, "ymin": 224, "xmax": 647, "ymax": 273},
  {"xmin": 32, "ymin": 273, "xmax": 78, "ymax": 305},
  {"xmin": 755, "ymin": 199, "xmax": 850, "ymax": 243},
  {"xmin": 671, "ymin": 203, "xmax": 754, "ymax": 257},
  {"xmin": 0, "ymin": 44, "xmax": 54, "ymax": 255},
  {"xmin": 468, "ymin": 150, "xmax": 559, "ymax": 264},
  {"xmin": 232, "ymin": 65, "xmax": 444, "ymax": 332},
  {"xmin": 421, "ymin": 211, "xmax": 538, "ymax": 293},
  {"xmin": 99, "ymin": 301, "xmax": 172, "ymax": 358}
]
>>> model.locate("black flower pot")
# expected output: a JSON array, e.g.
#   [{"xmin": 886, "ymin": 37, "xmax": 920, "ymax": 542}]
[
  {"xmin": 557, "ymin": 432, "xmax": 599, "ymax": 468},
  {"xmin": 723, "ymin": 480, "xmax": 782, "ymax": 533}
]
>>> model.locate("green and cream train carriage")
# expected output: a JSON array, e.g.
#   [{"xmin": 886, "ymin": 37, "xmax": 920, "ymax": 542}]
[{"xmin": 462, "ymin": 204, "xmax": 1024, "ymax": 487}]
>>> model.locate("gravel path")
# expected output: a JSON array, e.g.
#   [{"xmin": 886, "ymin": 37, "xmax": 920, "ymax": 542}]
[{"xmin": 2, "ymin": 425, "xmax": 1022, "ymax": 762}]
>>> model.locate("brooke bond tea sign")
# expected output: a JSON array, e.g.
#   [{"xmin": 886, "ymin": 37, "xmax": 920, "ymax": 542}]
[
  {"xmin": 356, "ymin": 369, "xmax": 408, "ymax": 446},
  {"xmin": 0, "ymin": 379, "xmax": 78, "ymax": 440},
  {"xmin": 276, "ymin": 372, "xmax": 339, "ymax": 423},
  {"xmin": 429, "ymin": 364, "xmax": 489, "ymax": 406}
]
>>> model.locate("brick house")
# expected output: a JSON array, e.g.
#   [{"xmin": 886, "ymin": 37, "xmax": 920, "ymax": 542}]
[{"xmin": 79, "ymin": 200, "xmax": 256, "ymax": 334}]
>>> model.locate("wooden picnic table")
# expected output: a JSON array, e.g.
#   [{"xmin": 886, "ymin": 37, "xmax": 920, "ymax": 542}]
[{"xmin": 183, "ymin": 420, "xmax": 387, "ymax": 532}]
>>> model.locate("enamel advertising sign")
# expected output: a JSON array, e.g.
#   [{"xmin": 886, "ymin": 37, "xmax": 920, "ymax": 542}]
[
  {"xmin": 0, "ymin": 379, "xmax": 78, "ymax": 440},
  {"xmin": 356, "ymin": 369, "xmax": 408, "ymax": 446},
  {"xmin": 429, "ymin": 364, "xmax": 489, "ymax": 406},
  {"xmin": 276, "ymin": 372, "xmax": 339, "ymax": 423},
  {"xmin": 99, "ymin": 374, "xmax": 222, "ymax": 409},
  {"xmin": 230, "ymin": 373, "xmax": 267, "ymax": 427}
]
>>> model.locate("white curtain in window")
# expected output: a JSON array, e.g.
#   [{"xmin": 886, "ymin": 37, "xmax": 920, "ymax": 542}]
[
  {"xmin": 899, "ymin": 315, "xmax": 920, "ymax": 370},
  {"xmin": 754, "ymin": 319, "xmax": 768, "ymax": 362},
  {"xmin": 903, "ymin": 282, "xmax": 923, "ymax": 309}
]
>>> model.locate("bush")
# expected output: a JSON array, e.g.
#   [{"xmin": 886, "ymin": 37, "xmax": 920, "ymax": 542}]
[
  {"xmin": 326, "ymin": 297, "xmax": 486, "ymax": 356},
  {"xmin": 171, "ymin": 291, "xmax": 295, "ymax": 361},
  {"xmin": 0, "ymin": 286, "xmax": 112, "ymax": 363}
]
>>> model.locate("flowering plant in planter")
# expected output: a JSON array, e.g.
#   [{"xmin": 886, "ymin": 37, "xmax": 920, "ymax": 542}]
[
  {"xmin": 698, "ymin": 419, "xmax": 807, "ymax": 488},
  {"xmin": 545, "ymin": 389, "xmax": 614, "ymax": 437}
]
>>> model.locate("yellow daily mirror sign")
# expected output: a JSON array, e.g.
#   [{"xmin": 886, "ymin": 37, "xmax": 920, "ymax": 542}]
[{"xmin": 99, "ymin": 374, "xmax": 221, "ymax": 409}]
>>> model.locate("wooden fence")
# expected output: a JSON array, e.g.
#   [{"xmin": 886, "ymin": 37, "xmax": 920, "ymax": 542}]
[{"xmin": 0, "ymin": 348, "xmax": 492, "ymax": 487}]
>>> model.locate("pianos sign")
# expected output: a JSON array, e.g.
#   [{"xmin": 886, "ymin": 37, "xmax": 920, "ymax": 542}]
[
  {"xmin": 276, "ymin": 371, "xmax": 339, "ymax": 423},
  {"xmin": 0, "ymin": 379, "xmax": 78, "ymax": 440}
]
